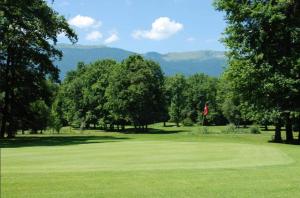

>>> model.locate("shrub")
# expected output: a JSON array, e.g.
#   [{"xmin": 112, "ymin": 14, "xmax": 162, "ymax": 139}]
[
  {"xmin": 221, "ymin": 124, "xmax": 238, "ymax": 134},
  {"xmin": 182, "ymin": 118, "xmax": 194, "ymax": 126},
  {"xmin": 198, "ymin": 126, "xmax": 210, "ymax": 134},
  {"xmin": 249, "ymin": 125, "xmax": 261, "ymax": 134}
]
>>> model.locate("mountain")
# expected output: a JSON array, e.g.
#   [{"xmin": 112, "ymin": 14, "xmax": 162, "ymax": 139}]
[{"xmin": 55, "ymin": 44, "xmax": 227, "ymax": 79}]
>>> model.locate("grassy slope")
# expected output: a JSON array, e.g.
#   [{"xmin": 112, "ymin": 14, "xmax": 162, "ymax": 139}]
[{"xmin": 1, "ymin": 124, "xmax": 300, "ymax": 198}]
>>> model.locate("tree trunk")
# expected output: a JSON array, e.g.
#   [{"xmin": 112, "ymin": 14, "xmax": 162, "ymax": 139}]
[
  {"xmin": 0, "ymin": 117, "xmax": 6, "ymax": 138},
  {"xmin": 7, "ymin": 123, "xmax": 15, "ymax": 139},
  {"xmin": 0, "ymin": 87, "xmax": 10, "ymax": 139},
  {"xmin": 274, "ymin": 124, "xmax": 282, "ymax": 142},
  {"xmin": 264, "ymin": 125, "xmax": 268, "ymax": 131},
  {"xmin": 176, "ymin": 121, "xmax": 179, "ymax": 127},
  {"xmin": 285, "ymin": 113, "xmax": 294, "ymax": 142},
  {"xmin": 163, "ymin": 122, "xmax": 166, "ymax": 127}
]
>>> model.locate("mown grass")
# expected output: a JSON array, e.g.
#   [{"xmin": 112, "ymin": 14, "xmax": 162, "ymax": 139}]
[{"xmin": 1, "ymin": 123, "xmax": 300, "ymax": 198}]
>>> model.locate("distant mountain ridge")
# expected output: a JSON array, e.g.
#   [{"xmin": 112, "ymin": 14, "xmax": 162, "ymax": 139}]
[{"xmin": 55, "ymin": 44, "xmax": 227, "ymax": 79}]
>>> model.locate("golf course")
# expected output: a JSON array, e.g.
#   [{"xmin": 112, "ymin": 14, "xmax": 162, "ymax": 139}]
[
  {"xmin": 1, "ymin": 124, "xmax": 300, "ymax": 198},
  {"xmin": 1, "ymin": 1, "xmax": 300, "ymax": 197}
]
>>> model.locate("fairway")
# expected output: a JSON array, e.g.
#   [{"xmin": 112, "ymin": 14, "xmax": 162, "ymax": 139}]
[
  {"xmin": 1, "ymin": 126, "xmax": 300, "ymax": 198},
  {"xmin": 2, "ymin": 141, "xmax": 292, "ymax": 173}
]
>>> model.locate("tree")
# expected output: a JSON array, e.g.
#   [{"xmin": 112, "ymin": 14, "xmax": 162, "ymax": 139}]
[
  {"xmin": 166, "ymin": 74, "xmax": 187, "ymax": 127},
  {"xmin": 0, "ymin": 0, "xmax": 77, "ymax": 138},
  {"xmin": 55, "ymin": 60, "xmax": 116, "ymax": 129},
  {"xmin": 214, "ymin": 0, "xmax": 300, "ymax": 142},
  {"xmin": 105, "ymin": 55, "xmax": 165, "ymax": 131},
  {"xmin": 185, "ymin": 73, "xmax": 223, "ymax": 125}
]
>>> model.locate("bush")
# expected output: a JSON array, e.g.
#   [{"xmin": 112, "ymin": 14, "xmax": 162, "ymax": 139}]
[
  {"xmin": 249, "ymin": 125, "xmax": 261, "ymax": 134},
  {"xmin": 182, "ymin": 118, "xmax": 194, "ymax": 126},
  {"xmin": 198, "ymin": 126, "xmax": 210, "ymax": 134},
  {"xmin": 221, "ymin": 124, "xmax": 238, "ymax": 134}
]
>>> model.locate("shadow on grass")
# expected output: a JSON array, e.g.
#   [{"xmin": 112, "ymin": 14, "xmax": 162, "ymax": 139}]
[
  {"xmin": 268, "ymin": 139, "xmax": 300, "ymax": 145},
  {"xmin": 0, "ymin": 136, "xmax": 130, "ymax": 148},
  {"xmin": 120, "ymin": 127, "xmax": 187, "ymax": 134}
]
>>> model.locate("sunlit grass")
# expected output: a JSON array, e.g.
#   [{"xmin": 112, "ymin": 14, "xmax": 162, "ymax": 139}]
[{"xmin": 1, "ymin": 124, "xmax": 300, "ymax": 198}]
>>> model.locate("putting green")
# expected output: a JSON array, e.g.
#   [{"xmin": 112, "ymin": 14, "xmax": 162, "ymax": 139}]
[{"xmin": 2, "ymin": 141, "xmax": 293, "ymax": 173}]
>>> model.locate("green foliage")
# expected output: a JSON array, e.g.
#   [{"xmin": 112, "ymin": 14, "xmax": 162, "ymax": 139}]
[
  {"xmin": 56, "ymin": 55, "xmax": 166, "ymax": 131},
  {"xmin": 185, "ymin": 73, "xmax": 222, "ymax": 125},
  {"xmin": 214, "ymin": 0, "xmax": 300, "ymax": 141},
  {"xmin": 28, "ymin": 100, "xmax": 50, "ymax": 133},
  {"xmin": 221, "ymin": 124, "xmax": 238, "ymax": 134},
  {"xmin": 56, "ymin": 60, "xmax": 116, "ymax": 128},
  {"xmin": 198, "ymin": 126, "xmax": 210, "ymax": 134},
  {"xmin": 249, "ymin": 125, "xmax": 261, "ymax": 134},
  {"xmin": 166, "ymin": 74, "xmax": 187, "ymax": 127},
  {"xmin": 182, "ymin": 118, "xmax": 194, "ymax": 126},
  {"xmin": 0, "ymin": 0, "xmax": 77, "ymax": 138},
  {"xmin": 105, "ymin": 55, "xmax": 166, "ymax": 129}
]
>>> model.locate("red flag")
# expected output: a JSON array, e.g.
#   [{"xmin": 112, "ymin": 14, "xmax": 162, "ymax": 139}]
[{"xmin": 203, "ymin": 103, "xmax": 209, "ymax": 116}]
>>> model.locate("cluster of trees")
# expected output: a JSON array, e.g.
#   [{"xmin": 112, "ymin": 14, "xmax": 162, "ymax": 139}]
[
  {"xmin": 0, "ymin": 0, "xmax": 77, "ymax": 138},
  {"xmin": 53, "ymin": 55, "xmax": 227, "ymax": 131},
  {"xmin": 54, "ymin": 56, "xmax": 166, "ymax": 131},
  {"xmin": 214, "ymin": 0, "xmax": 300, "ymax": 142}
]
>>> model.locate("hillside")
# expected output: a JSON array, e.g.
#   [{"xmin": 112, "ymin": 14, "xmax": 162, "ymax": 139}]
[{"xmin": 55, "ymin": 44, "xmax": 227, "ymax": 78}]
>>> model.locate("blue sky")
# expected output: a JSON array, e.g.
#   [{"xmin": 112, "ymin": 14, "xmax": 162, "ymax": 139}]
[{"xmin": 49, "ymin": 0, "xmax": 226, "ymax": 53}]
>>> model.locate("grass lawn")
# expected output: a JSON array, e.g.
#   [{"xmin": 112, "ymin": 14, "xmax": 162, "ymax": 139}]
[{"xmin": 1, "ymin": 124, "xmax": 300, "ymax": 198}]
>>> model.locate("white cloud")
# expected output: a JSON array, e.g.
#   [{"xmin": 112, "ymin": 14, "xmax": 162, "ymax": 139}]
[
  {"xmin": 205, "ymin": 38, "xmax": 217, "ymax": 44},
  {"xmin": 86, "ymin": 31, "xmax": 103, "ymax": 41},
  {"xmin": 68, "ymin": 15, "xmax": 101, "ymax": 29},
  {"xmin": 104, "ymin": 33, "xmax": 119, "ymax": 44},
  {"xmin": 186, "ymin": 37, "xmax": 196, "ymax": 42},
  {"xmin": 132, "ymin": 17, "xmax": 183, "ymax": 40}
]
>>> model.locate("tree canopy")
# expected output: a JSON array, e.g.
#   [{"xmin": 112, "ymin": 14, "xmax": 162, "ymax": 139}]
[
  {"xmin": 0, "ymin": 0, "xmax": 77, "ymax": 138},
  {"xmin": 214, "ymin": 0, "xmax": 300, "ymax": 142}
]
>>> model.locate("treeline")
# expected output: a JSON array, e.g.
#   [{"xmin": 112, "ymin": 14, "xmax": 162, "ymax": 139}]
[
  {"xmin": 2, "ymin": 53, "xmax": 299, "ymax": 139},
  {"xmin": 1, "ymin": 0, "xmax": 300, "ymax": 143},
  {"xmin": 48, "ymin": 55, "xmax": 297, "ymax": 133},
  {"xmin": 53, "ymin": 55, "xmax": 227, "ymax": 131}
]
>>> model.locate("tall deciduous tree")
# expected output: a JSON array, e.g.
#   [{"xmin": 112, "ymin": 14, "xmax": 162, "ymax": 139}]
[
  {"xmin": 214, "ymin": 0, "xmax": 300, "ymax": 142},
  {"xmin": 55, "ymin": 60, "xmax": 116, "ymax": 129},
  {"xmin": 105, "ymin": 55, "xmax": 165, "ymax": 130},
  {"xmin": 185, "ymin": 73, "xmax": 222, "ymax": 125},
  {"xmin": 0, "ymin": 0, "xmax": 77, "ymax": 138},
  {"xmin": 166, "ymin": 74, "xmax": 187, "ymax": 127}
]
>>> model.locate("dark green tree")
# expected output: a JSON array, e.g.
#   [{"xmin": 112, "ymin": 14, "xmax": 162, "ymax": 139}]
[
  {"xmin": 55, "ymin": 60, "xmax": 116, "ymax": 129},
  {"xmin": 214, "ymin": 0, "xmax": 300, "ymax": 142},
  {"xmin": 0, "ymin": 0, "xmax": 77, "ymax": 138},
  {"xmin": 105, "ymin": 55, "xmax": 165, "ymax": 131},
  {"xmin": 185, "ymin": 73, "xmax": 223, "ymax": 125}
]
